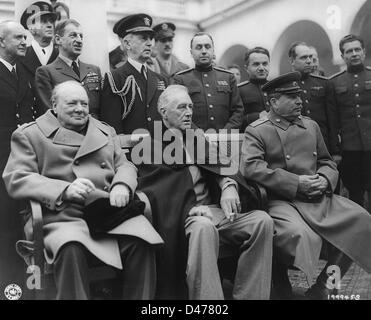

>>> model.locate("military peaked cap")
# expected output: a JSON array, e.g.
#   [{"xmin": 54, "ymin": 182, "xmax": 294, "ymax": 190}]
[
  {"xmin": 113, "ymin": 13, "xmax": 154, "ymax": 38},
  {"xmin": 20, "ymin": 1, "xmax": 57, "ymax": 30},
  {"xmin": 262, "ymin": 71, "xmax": 303, "ymax": 94},
  {"xmin": 153, "ymin": 22, "xmax": 176, "ymax": 40}
]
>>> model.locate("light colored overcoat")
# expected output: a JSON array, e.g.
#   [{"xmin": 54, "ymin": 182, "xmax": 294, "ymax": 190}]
[
  {"xmin": 241, "ymin": 111, "xmax": 371, "ymax": 280},
  {"xmin": 3, "ymin": 110, "xmax": 139, "ymax": 269}
]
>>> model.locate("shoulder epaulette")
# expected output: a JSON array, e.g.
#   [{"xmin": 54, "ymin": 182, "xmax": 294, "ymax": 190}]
[
  {"xmin": 310, "ymin": 74, "xmax": 329, "ymax": 80},
  {"xmin": 300, "ymin": 115, "xmax": 312, "ymax": 121},
  {"xmin": 175, "ymin": 67, "xmax": 194, "ymax": 75},
  {"xmin": 18, "ymin": 121, "xmax": 35, "ymax": 130},
  {"xmin": 366, "ymin": 66, "xmax": 371, "ymax": 71},
  {"xmin": 250, "ymin": 117, "xmax": 269, "ymax": 127},
  {"xmin": 238, "ymin": 80, "xmax": 250, "ymax": 87},
  {"xmin": 214, "ymin": 66, "xmax": 233, "ymax": 74},
  {"xmin": 329, "ymin": 69, "xmax": 346, "ymax": 80}
]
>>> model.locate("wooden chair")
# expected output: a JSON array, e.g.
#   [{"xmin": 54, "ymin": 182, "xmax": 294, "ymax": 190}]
[{"xmin": 16, "ymin": 200, "xmax": 117, "ymax": 300}]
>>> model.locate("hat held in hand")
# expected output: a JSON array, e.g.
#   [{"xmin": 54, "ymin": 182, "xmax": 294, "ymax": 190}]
[{"xmin": 83, "ymin": 195, "xmax": 163, "ymax": 244}]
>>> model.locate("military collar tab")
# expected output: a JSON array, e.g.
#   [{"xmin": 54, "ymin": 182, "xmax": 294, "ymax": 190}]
[{"xmin": 195, "ymin": 64, "xmax": 213, "ymax": 72}]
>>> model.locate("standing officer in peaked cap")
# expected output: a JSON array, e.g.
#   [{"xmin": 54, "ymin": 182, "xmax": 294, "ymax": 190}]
[
  {"xmin": 173, "ymin": 32, "xmax": 244, "ymax": 131},
  {"xmin": 101, "ymin": 13, "xmax": 167, "ymax": 135},
  {"xmin": 19, "ymin": 1, "xmax": 59, "ymax": 79},
  {"xmin": 241, "ymin": 71, "xmax": 371, "ymax": 299},
  {"xmin": 152, "ymin": 22, "xmax": 188, "ymax": 80}
]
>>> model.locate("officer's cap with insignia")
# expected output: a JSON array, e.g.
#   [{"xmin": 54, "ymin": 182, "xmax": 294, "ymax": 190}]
[
  {"xmin": 113, "ymin": 13, "xmax": 154, "ymax": 38},
  {"xmin": 153, "ymin": 22, "xmax": 176, "ymax": 41},
  {"xmin": 20, "ymin": 1, "xmax": 58, "ymax": 30},
  {"xmin": 262, "ymin": 71, "xmax": 303, "ymax": 95}
]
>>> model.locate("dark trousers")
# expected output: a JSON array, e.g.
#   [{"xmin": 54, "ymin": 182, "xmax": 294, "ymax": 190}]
[
  {"xmin": 53, "ymin": 237, "xmax": 156, "ymax": 300},
  {"xmin": 0, "ymin": 179, "xmax": 25, "ymax": 293},
  {"xmin": 339, "ymin": 151, "xmax": 371, "ymax": 206}
]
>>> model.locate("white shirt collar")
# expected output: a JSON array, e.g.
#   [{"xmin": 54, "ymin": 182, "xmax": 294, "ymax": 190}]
[
  {"xmin": 58, "ymin": 53, "xmax": 79, "ymax": 68},
  {"xmin": 0, "ymin": 57, "xmax": 15, "ymax": 72},
  {"xmin": 31, "ymin": 40, "xmax": 54, "ymax": 66},
  {"xmin": 128, "ymin": 57, "xmax": 146, "ymax": 74}
]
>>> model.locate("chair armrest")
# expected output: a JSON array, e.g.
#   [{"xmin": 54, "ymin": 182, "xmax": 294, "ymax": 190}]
[
  {"xmin": 244, "ymin": 180, "xmax": 268, "ymax": 212},
  {"xmin": 30, "ymin": 200, "xmax": 45, "ymax": 273},
  {"xmin": 254, "ymin": 183, "xmax": 268, "ymax": 211}
]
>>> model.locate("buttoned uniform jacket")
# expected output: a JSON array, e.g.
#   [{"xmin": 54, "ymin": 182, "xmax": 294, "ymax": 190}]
[
  {"xmin": 0, "ymin": 61, "xmax": 42, "ymax": 287},
  {"xmin": 100, "ymin": 61, "xmax": 167, "ymax": 135},
  {"xmin": 238, "ymin": 79, "xmax": 269, "ymax": 131},
  {"xmin": 172, "ymin": 66, "xmax": 244, "ymax": 131},
  {"xmin": 330, "ymin": 66, "xmax": 371, "ymax": 151},
  {"xmin": 298, "ymin": 74, "xmax": 340, "ymax": 155},
  {"xmin": 18, "ymin": 45, "xmax": 59, "ymax": 79},
  {"xmin": 241, "ymin": 111, "xmax": 371, "ymax": 280},
  {"xmin": 0, "ymin": 62, "xmax": 42, "ymax": 172},
  {"xmin": 2, "ymin": 110, "xmax": 139, "ymax": 269},
  {"xmin": 154, "ymin": 54, "xmax": 189, "ymax": 81},
  {"xmin": 35, "ymin": 57, "xmax": 102, "ymax": 117}
]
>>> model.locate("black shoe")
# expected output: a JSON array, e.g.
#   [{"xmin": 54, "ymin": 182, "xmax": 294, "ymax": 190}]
[{"xmin": 305, "ymin": 283, "xmax": 338, "ymax": 300}]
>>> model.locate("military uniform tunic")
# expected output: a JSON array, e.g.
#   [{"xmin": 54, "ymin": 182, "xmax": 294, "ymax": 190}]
[
  {"xmin": 330, "ymin": 66, "xmax": 371, "ymax": 151},
  {"xmin": 173, "ymin": 66, "xmax": 244, "ymax": 131},
  {"xmin": 298, "ymin": 74, "xmax": 339, "ymax": 155},
  {"xmin": 238, "ymin": 79, "xmax": 269, "ymax": 131}
]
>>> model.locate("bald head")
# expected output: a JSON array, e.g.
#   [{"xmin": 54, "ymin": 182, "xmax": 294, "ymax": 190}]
[
  {"xmin": 0, "ymin": 21, "xmax": 27, "ymax": 64},
  {"xmin": 51, "ymin": 81, "xmax": 90, "ymax": 132}
]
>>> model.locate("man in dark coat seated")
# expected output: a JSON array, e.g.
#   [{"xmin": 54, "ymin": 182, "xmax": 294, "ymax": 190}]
[
  {"xmin": 241, "ymin": 71, "xmax": 371, "ymax": 299},
  {"xmin": 135, "ymin": 85, "xmax": 274, "ymax": 299}
]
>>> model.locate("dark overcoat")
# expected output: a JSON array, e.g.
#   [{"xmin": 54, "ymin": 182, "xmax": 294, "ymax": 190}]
[{"xmin": 136, "ymin": 126, "xmax": 261, "ymax": 298}]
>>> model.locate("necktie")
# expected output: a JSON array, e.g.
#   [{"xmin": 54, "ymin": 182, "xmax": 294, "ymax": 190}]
[
  {"xmin": 72, "ymin": 61, "xmax": 80, "ymax": 78},
  {"xmin": 11, "ymin": 66, "xmax": 18, "ymax": 80},
  {"xmin": 141, "ymin": 65, "xmax": 147, "ymax": 80}
]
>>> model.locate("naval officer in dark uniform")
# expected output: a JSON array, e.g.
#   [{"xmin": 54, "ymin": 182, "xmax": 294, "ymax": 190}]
[
  {"xmin": 238, "ymin": 47, "xmax": 270, "ymax": 132},
  {"xmin": 330, "ymin": 34, "xmax": 371, "ymax": 209},
  {"xmin": 289, "ymin": 41, "xmax": 340, "ymax": 157},
  {"xmin": 173, "ymin": 32, "xmax": 244, "ymax": 131},
  {"xmin": 100, "ymin": 14, "xmax": 167, "ymax": 135}
]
